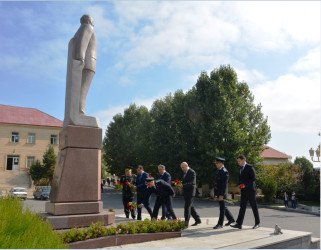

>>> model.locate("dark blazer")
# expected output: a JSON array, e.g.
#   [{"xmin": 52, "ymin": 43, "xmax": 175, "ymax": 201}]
[
  {"xmin": 239, "ymin": 164, "xmax": 257, "ymax": 192},
  {"xmin": 158, "ymin": 171, "xmax": 171, "ymax": 184},
  {"xmin": 182, "ymin": 168, "xmax": 197, "ymax": 198},
  {"xmin": 149, "ymin": 179, "xmax": 175, "ymax": 197},
  {"xmin": 136, "ymin": 171, "xmax": 149, "ymax": 197},
  {"xmin": 215, "ymin": 166, "xmax": 229, "ymax": 198}
]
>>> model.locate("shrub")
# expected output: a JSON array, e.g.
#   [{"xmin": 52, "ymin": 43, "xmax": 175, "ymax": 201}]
[
  {"xmin": 257, "ymin": 176, "xmax": 277, "ymax": 203},
  {"xmin": 0, "ymin": 197, "xmax": 67, "ymax": 249}
]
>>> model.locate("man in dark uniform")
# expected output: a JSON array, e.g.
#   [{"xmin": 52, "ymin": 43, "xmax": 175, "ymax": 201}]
[
  {"xmin": 119, "ymin": 167, "xmax": 136, "ymax": 219},
  {"xmin": 181, "ymin": 162, "xmax": 201, "ymax": 228},
  {"xmin": 231, "ymin": 155, "xmax": 260, "ymax": 229},
  {"xmin": 134, "ymin": 165, "xmax": 153, "ymax": 220},
  {"xmin": 157, "ymin": 164, "xmax": 172, "ymax": 220},
  {"xmin": 145, "ymin": 177, "xmax": 177, "ymax": 220},
  {"xmin": 213, "ymin": 157, "xmax": 235, "ymax": 229}
]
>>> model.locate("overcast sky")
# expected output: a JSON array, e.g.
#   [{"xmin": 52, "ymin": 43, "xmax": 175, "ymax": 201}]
[{"xmin": 0, "ymin": 1, "xmax": 320, "ymax": 167}]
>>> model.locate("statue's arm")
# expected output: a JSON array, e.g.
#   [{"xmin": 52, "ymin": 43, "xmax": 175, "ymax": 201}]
[{"xmin": 74, "ymin": 24, "xmax": 94, "ymax": 61}]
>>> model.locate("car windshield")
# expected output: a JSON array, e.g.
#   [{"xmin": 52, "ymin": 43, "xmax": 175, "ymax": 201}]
[
  {"xmin": 41, "ymin": 188, "xmax": 50, "ymax": 193},
  {"xmin": 13, "ymin": 189, "xmax": 26, "ymax": 192}
]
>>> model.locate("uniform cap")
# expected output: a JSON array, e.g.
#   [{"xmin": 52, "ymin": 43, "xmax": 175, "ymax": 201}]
[
  {"xmin": 215, "ymin": 157, "xmax": 225, "ymax": 163},
  {"xmin": 145, "ymin": 177, "xmax": 154, "ymax": 182}
]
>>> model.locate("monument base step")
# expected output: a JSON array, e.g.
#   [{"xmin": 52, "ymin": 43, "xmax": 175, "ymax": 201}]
[
  {"xmin": 45, "ymin": 201, "xmax": 103, "ymax": 215},
  {"xmin": 40, "ymin": 211, "xmax": 115, "ymax": 230}
]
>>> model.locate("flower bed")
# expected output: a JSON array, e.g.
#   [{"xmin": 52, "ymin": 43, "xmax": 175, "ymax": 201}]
[
  {"xmin": 68, "ymin": 231, "xmax": 181, "ymax": 249},
  {"xmin": 59, "ymin": 218, "xmax": 185, "ymax": 248}
]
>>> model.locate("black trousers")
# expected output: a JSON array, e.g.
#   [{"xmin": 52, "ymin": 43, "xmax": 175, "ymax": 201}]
[
  {"xmin": 122, "ymin": 196, "xmax": 136, "ymax": 218},
  {"xmin": 236, "ymin": 190, "xmax": 260, "ymax": 225},
  {"xmin": 152, "ymin": 196, "xmax": 176, "ymax": 220},
  {"xmin": 137, "ymin": 193, "xmax": 153, "ymax": 220},
  {"xmin": 161, "ymin": 203, "xmax": 172, "ymax": 219},
  {"xmin": 218, "ymin": 200, "xmax": 235, "ymax": 225},
  {"xmin": 184, "ymin": 196, "xmax": 200, "ymax": 224}
]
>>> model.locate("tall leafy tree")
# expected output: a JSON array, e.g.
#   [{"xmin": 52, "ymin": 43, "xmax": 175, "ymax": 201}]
[
  {"xmin": 294, "ymin": 156, "xmax": 315, "ymax": 199},
  {"xmin": 29, "ymin": 160, "xmax": 44, "ymax": 185},
  {"xmin": 193, "ymin": 65, "xmax": 271, "ymax": 183},
  {"xmin": 42, "ymin": 146, "xmax": 57, "ymax": 184},
  {"xmin": 103, "ymin": 65, "xmax": 271, "ymax": 185},
  {"xmin": 103, "ymin": 104, "xmax": 151, "ymax": 177}
]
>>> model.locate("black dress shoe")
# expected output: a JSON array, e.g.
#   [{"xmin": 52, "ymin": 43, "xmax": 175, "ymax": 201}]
[
  {"xmin": 213, "ymin": 224, "xmax": 223, "ymax": 229},
  {"xmin": 253, "ymin": 224, "xmax": 260, "ymax": 229},
  {"xmin": 191, "ymin": 221, "xmax": 201, "ymax": 226},
  {"xmin": 230, "ymin": 223, "xmax": 242, "ymax": 229},
  {"xmin": 225, "ymin": 219, "xmax": 235, "ymax": 226},
  {"xmin": 185, "ymin": 222, "xmax": 189, "ymax": 228}
]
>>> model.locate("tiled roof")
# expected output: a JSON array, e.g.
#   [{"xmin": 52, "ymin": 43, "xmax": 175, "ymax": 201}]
[
  {"xmin": 0, "ymin": 104, "xmax": 62, "ymax": 128},
  {"xmin": 261, "ymin": 146, "xmax": 291, "ymax": 159}
]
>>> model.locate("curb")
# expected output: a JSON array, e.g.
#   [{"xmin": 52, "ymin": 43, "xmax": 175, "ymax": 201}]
[{"xmin": 257, "ymin": 204, "xmax": 320, "ymax": 216}]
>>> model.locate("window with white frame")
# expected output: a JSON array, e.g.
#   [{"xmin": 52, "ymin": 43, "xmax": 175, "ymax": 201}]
[
  {"xmin": 11, "ymin": 132, "xmax": 19, "ymax": 142},
  {"xmin": 27, "ymin": 157, "xmax": 35, "ymax": 168},
  {"xmin": 28, "ymin": 133, "xmax": 35, "ymax": 144},
  {"xmin": 50, "ymin": 135, "xmax": 57, "ymax": 145}
]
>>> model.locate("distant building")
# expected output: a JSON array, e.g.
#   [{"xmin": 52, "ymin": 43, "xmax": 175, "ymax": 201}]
[
  {"xmin": 261, "ymin": 146, "xmax": 292, "ymax": 165},
  {"xmin": 0, "ymin": 104, "xmax": 62, "ymax": 172}
]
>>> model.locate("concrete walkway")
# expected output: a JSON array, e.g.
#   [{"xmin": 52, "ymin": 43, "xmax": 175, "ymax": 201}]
[{"xmin": 104, "ymin": 214, "xmax": 319, "ymax": 249}]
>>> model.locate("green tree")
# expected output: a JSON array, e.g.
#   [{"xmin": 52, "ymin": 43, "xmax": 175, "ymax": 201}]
[
  {"xmin": 103, "ymin": 104, "xmax": 152, "ymax": 177},
  {"xmin": 294, "ymin": 156, "xmax": 316, "ymax": 200},
  {"xmin": 42, "ymin": 146, "xmax": 57, "ymax": 184},
  {"xmin": 193, "ymin": 65, "xmax": 271, "ymax": 183},
  {"xmin": 29, "ymin": 160, "xmax": 44, "ymax": 185},
  {"xmin": 103, "ymin": 65, "xmax": 271, "ymax": 186}
]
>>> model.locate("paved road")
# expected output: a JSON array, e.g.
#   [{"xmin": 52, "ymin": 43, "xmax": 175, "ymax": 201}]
[{"xmin": 24, "ymin": 186, "xmax": 320, "ymax": 238}]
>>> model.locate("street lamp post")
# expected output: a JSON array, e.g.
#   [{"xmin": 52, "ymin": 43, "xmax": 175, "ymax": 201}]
[{"xmin": 309, "ymin": 132, "xmax": 321, "ymax": 162}]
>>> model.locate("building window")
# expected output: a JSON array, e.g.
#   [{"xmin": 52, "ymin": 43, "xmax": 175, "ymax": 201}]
[
  {"xmin": 50, "ymin": 135, "xmax": 57, "ymax": 145},
  {"xmin": 28, "ymin": 133, "xmax": 35, "ymax": 144},
  {"xmin": 27, "ymin": 157, "xmax": 35, "ymax": 168},
  {"xmin": 11, "ymin": 132, "xmax": 19, "ymax": 142}
]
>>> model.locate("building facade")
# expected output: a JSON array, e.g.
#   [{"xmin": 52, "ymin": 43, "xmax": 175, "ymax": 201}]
[
  {"xmin": 0, "ymin": 105, "xmax": 62, "ymax": 172},
  {"xmin": 261, "ymin": 146, "xmax": 292, "ymax": 165}
]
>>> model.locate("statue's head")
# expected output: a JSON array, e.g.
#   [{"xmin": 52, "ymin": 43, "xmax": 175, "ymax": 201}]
[{"xmin": 80, "ymin": 14, "xmax": 94, "ymax": 26}]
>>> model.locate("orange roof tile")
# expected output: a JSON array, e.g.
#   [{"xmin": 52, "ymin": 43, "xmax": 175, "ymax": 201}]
[
  {"xmin": 0, "ymin": 104, "xmax": 62, "ymax": 128},
  {"xmin": 261, "ymin": 146, "xmax": 291, "ymax": 159}
]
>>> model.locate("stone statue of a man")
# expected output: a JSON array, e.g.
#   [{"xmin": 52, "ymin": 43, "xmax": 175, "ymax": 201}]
[{"xmin": 63, "ymin": 14, "xmax": 99, "ymax": 128}]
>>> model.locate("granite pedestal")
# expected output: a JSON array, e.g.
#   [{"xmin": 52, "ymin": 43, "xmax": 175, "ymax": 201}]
[{"xmin": 42, "ymin": 126, "xmax": 115, "ymax": 229}]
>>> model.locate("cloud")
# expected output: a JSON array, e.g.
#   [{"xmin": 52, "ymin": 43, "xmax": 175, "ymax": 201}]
[
  {"xmin": 252, "ymin": 71, "xmax": 320, "ymax": 134},
  {"xmin": 235, "ymin": 68, "xmax": 266, "ymax": 84},
  {"xmin": 94, "ymin": 105, "xmax": 128, "ymax": 134},
  {"xmin": 103, "ymin": 1, "xmax": 320, "ymax": 71},
  {"xmin": 94, "ymin": 94, "xmax": 164, "ymax": 134},
  {"xmin": 290, "ymin": 47, "xmax": 320, "ymax": 73}
]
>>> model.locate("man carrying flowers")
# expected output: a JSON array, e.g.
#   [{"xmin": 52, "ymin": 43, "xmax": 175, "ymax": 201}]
[{"xmin": 120, "ymin": 167, "xmax": 136, "ymax": 219}]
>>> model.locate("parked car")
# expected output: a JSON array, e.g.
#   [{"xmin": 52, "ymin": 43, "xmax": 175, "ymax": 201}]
[
  {"xmin": 8, "ymin": 187, "xmax": 28, "ymax": 200},
  {"xmin": 33, "ymin": 187, "xmax": 51, "ymax": 200}
]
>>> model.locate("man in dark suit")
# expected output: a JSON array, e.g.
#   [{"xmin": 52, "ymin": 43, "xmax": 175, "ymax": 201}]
[
  {"xmin": 213, "ymin": 157, "xmax": 235, "ymax": 229},
  {"xmin": 134, "ymin": 165, "xmax": 153, "ymax": 220},
  {"xmin": 146, "ymin": 177, "xmax": 177, "ymax": 220},
  {"xmin": 157, "ymin": 164, "xmax": 172, "ymax": 220},
  {"xmin": 181, "ymin": 162, "xmax": 201, "ymax": 227},
  {"xmin": 231, "ymin": 155, "xmax": 260, "ymax": 229}
]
